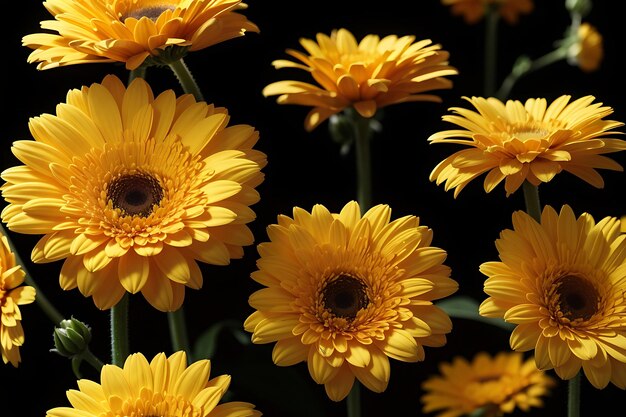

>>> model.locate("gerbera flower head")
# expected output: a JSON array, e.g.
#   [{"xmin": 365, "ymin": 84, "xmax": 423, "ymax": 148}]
[
  {"xmin": 0, "ymin": 232, "xmax": 36, "ymax": 367},
  {"xmin": 244, "ymin": 201, "xmax": 458, "ymax": 401},
  {"xmin": 442, "ymin": 0, "xmax": 534, "ymax": 25},
  {"xmin": 479, "ymin": 205, "xmax": 626, "ymax": 389},
  {"xmin": 429, "ymin": 95, "xmax": 626, "ymax": 197},
  {"xmin": 567, "ymin": 22, "xmax": 603, "ymax": 72},
  {"xmin": 23, "ymin": 0, "xmax": 259, "ymax": 70},
  {"xmin": 46, "ymin": 351, "xmax": 262, "ymax": 417},
  {"xmin": 262, "ymin": 28, "xmax": 458, "ymax": 131},
  {"xmin": 421, "ymin": 351, "xmax": 555, "ymax": 417},
  {"xmin": 1, "ymin": 74, "xmax": 266, "ymax": 312}
]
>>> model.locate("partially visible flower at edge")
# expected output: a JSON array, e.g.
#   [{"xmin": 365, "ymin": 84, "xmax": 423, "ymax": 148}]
[
  {"xmin": 567, "ymin": 22, "xmax": 604, "ymax": 72},
  {"xmin": 480, "ymin": 204, "xmax": 626, "ymax": 389},
  {"xmin": 262, "ymin": 28, "xmax": 458, "ymax": 131},
  {"xmin": 429, "ymin": 95, "xmax": 626, "ymax": 197},
  {"xmin": 244, "ymin": 201, "xmax": 458, "ymax": 401},
  {"xmin": 0, "ymin": 232, "xmax": 36, "ymax": 367},
  {"xmin": 23, "ymin": 0, "xmax": 259, "ymax": 70},
  {"xmin": 441, "ymin": 0, "xmax": 534, "ymax": 25},
  {"xmin": 46, "ymin": 351, "xmax": 262, "ymax": 417},
  {"xmin": 1, "ymin": 74, "xmax": 266, "ymax": 312},
  {"xmin": 421, "ymin": 351, "xmax": 556, "ymax": 417}
]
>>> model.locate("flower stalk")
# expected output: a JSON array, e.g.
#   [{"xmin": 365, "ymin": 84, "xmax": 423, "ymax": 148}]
[
  {"xmin": 352, "ymin": 111, "xmax": 374, "ymax": 213},
  {"xmin": 168, "ymin": 308, "xmax": 191, "ymax": 361},
  {"xmin": 496, "ymin": 48, "xmax": 569, "ymax": 100},
  {"xmin": 346, "ymin": 380, "xmax": 362, "ymax": 417},
  {"xmin": 568, "ymin": 372, "xmax": 581, "ymax": 417},
  {"xmin": 169, "ymin": 58, "xmax": 205, "ymax": 101},
  {"xmin": 522, "ymin": 181, "xmax": 542, "ymax": 223},
  {"xmin": 129, "ymin": 66, "xmax": 147, "ymax": 83},
  {"xmin": 110, "ymin": 293, "xmax": 130, "ymax": 367}
]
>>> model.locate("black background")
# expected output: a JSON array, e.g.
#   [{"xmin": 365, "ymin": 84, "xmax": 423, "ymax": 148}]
[{"xmin": 2, "ymin": 1, "xmax": 625, "ymax": 416}]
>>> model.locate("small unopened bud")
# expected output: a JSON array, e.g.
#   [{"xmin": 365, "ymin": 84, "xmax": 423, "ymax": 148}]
[
  {"xmin": 565, "ymin": 0, "xmax": 592, "ymax": 17},
  {"xmin": 329, "ymin": 113, "xmax": 356, "ymax": 150},
  {"xmin": 52, "ymin": 317, "xmax": 92, "ymax": 358},
  {"xmin": 512, "ymin": 55, "xmax": 532, "ymax": 77}
]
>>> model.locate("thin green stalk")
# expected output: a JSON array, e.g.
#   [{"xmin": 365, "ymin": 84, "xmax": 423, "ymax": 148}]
[
  {"xmin": 568, "ymin": 372, "xmax": 581, "ymax": 417},
  {"xmin": 346, "ymin": 380, "xmax": 361, "ymax": 417},
  {"xmin": 128, "ymin": 66, "xmax": 147, "ymax": 83},
  {"xmin": 352, "ymin": 112, "xmax": 373, "ymax": 213},
  {"xmin": 496, "ymin": 47, "xmax": 569, "ymax": 100},
  {"xmin": 82, "ymin": 349, "xmax": 105, "ymax": 372},
  {"xmin": 484, "ymin": 5, "xmax": 500, "ymax": 97},
  {"xmin": 110, "ymin": 293, "xmax": 130, "ymax": 367},
  {"xmin": 168, "ymin": 307, "xmax": 191, "ymax": 359},
  {"xmin": 168, "ymin": 58, "xmax": 205, "ymax": 101},
  {"xmin": 522, "ymin": 181, "xmax": 542, "ymax": 223},
  {"xmin": 0, "ymin": 223, "xmax": 64, "ymax": 324}
]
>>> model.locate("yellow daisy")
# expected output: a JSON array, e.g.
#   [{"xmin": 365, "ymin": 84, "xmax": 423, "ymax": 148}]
[
  {"xmin": 244, "ymin": 201, "xmax": 458, "ymax": 401},
  {"xmin": 262, "ymin": 28, "xmax": 458, "ymax": 131},
  {"xmin": 421, "ymin": 351, "xmax": 555, "ymax": 417},
  {"xmin": 429, "ymin": 95, "xmax": 626, "ymax": 197},
  {"xmin": 0, "ymin": 232, "xmax": 36, "ymax": 367},
  {"xmin": 46, "ymin": 351, "xmax": 262, "ymax": 417},
  {"xmin": 1, "ymin": 74, "xmax": 266, "ymax": 312},
  {"xmin": 568, "ymin": 22, "xmax": 603, "ymax": 73},
  {"xmin": 442, "ymin": 0, "xmax": 534, "ymax": 25},
  {"xmin": 23, "ymin": 0, "xmax": 259, "ymax": 70},
  {"xmin": 479, "ymin": 205, "xmax": 626, "ymax": 389}
]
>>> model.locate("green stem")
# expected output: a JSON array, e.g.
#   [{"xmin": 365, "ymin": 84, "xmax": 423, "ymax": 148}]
[
  {"xmin": 496, "ymin": 47, "xmax": 569, "ymax": 100},
  {"xmin": 110, "ymin": 293, "xmax": 130, "ymax": 367},
  {"xmin": 128, "ymin": 66, "xmax": 147, "ymax": 83},
  {"xmin": 82, "ymin": 349, "xmax": 105, "ymax": 372},
  {"xmin": 168, "ymin": 58, "xmax": 205, "ymax": 101},
  {"xmin": 352, "ymin": 112, "xmax": 373, "ymax": 213},
  {"xmin": 346, "ymin": 380, "xmax": 361, "ymax": 417},
  {"xmin": 168, "ymin": 307, "xmax": 191, "ymax": 359},
  {"xmin": 484, "ymin": 5, "xmax": 500, "ymax": 97},
  {"xmin": 0, "ymin": 223, "xmax": 64, "ymax": 324},
  {"xmin": 568, "ymin": 372, "xmax": 581, "ymax": 417},
  {"xmin": 522, "ymin": 181, "xmax": 542, "ymax": 223}
]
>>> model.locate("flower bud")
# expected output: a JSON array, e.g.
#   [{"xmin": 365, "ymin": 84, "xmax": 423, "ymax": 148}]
[
  {"xmin": 565, "ymin": 0, "xmax": 592, "ymax": 17},
  {"xmin": 51, "ymin": 317, "xmax": 92, "ymax": 358}
]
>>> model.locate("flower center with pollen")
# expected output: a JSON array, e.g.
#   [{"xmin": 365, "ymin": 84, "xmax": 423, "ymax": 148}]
[
  {"xmin": 107, "ymin": 173, "xmax": 164, "ymax": 217},
  {"xmin": 322, "ymin": 275, "xmax": 370, "ymax": 319},
  {"xmin": 554, "ymin": 275, "xmax": 599, "ymax": 321},
  {"xmin": 122, "ymin": 1, "xmax": 178, "ymax": 21}
]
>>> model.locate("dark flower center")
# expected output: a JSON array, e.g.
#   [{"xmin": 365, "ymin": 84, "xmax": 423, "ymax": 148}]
[
  {"xmin": 322, "ymin": 275, "xmax": 369, "ymax": 319},
  {"xmin": 123, "ymin": 4, "xmax": 176, "ymax": 21},
  {"xmin": 555, "ymin": 275, "xmax": 599, "ymax": 321},
  {"xmin": 107, "ymin": 173, "xmax": 163, "ymax": 217}
]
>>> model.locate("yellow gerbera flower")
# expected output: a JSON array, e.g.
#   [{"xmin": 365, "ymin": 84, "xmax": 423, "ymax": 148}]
[
  {"xmin": 421, "ymin": 351, "xmax": 555, "ymax": 417},
  {"xmin": 0, "ymin": 232, "xmax": 36, "ymax": 367},
  {"xmin": 1, "ymin": 74, "xmax": 266, "ymax": 312},
  {"xmin": 262, "ymin": 28, "xmax": 458, "ymax": 131},
  {"xmin": 568, "ymin": 22, "xmax": 603, "ymax": 73},
  {"xmin": 429, "ymin": 95, "xmax": 626, "ymax": 197},
  {"xmin": 23, "ymin": 0, "xmax": 259, "ymax": 70},
  {"xmin": 479, "ymin": 205, "xmax": 626, "ymax": 389},
  {"xmin": 442, "ymin": 0, "xmax": 533, "ymax": 25},
  {"xmin": 46, "ymin": 351, "xmax": 262, "ymax": 417},
  {"xmin": 244, "ymin": 201, "xmax": 458, "ymax": 401}
]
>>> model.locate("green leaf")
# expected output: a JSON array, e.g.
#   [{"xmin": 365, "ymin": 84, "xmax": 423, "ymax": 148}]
[
  {"xmin": 436, "ymin": 295, "xmax": 515, "ymax": 331},
  {"xmin": 193, "ymin": 319, "xmax": 251, "ymax": 360}
]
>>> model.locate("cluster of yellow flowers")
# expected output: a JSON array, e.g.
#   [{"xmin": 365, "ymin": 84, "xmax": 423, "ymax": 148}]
[{"xmin": 1, "ymin": 1, "xmax": 623, "ymax": 417}]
